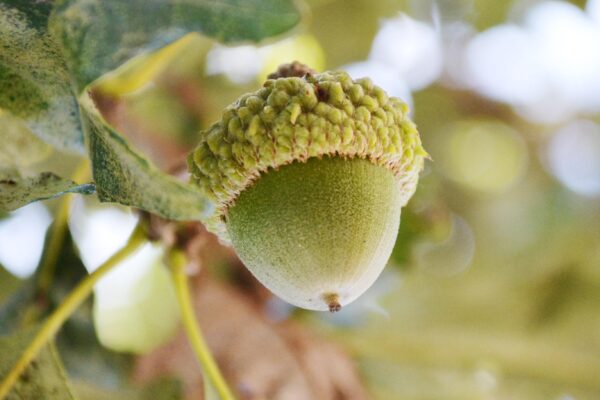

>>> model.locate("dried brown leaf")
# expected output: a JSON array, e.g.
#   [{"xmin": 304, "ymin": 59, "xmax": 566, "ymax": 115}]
[{"xmin": 134, "ymin": 275, "xmax": 368, "ymax": 400}]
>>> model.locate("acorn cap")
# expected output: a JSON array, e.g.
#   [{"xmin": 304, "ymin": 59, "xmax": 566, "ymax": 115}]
[{"xmin": 188, "ymin": 70, "xmax": 426, "ymax": 241}]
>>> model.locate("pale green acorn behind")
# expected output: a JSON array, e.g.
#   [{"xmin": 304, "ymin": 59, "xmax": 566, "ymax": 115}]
[{"xmin": 188, "ymin": 63, "xmax": 426, "ymax": 312}]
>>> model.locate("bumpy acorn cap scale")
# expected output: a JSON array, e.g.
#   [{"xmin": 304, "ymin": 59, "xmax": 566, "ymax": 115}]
[{"xmin": 188, "ymin": 70, "xmax": 426, "ymax": 241}]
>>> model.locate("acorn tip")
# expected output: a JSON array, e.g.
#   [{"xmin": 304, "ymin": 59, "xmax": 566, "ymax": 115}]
[{"xmin": 323, "ymin": 293, "xmax": 342, "ymax": 313}]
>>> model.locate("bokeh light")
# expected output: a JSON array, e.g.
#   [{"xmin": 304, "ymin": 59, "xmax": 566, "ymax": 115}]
[
  {"xmin": 369, "ymin": 14, "xmax": 443, "ymax": 90},
  {"xmin": 205, "ymin": 34, "xmax": 325, "ymax": 84},
  {"xmin": 589, "ymin": 0, "xmax": 600, "ymax": 22},
  {"xmin": 205, "ymin": 44, "xmax": 262, "ymax": 85},
  {"xmin": 546, "ymin": 119, "xmax": 600, "ymax": 197},
  {"xmin": 465, "ymin": 25, "xmax": 545, "ymax": 105},
  {"xmin": 415, "ymin": 214, "xmax": 475, "ymax": 277},
  {"xmin": 526, "ymin": 1, "xmax": 600, "ymax": 113},
  {"xmin": 433, "ymin": 120, "xmax": 528, "ymax": 194},
  {"xmin": 462, "ymin": 0, "xmax": 600, "ymax": 123},
  {"xmin": 0, "ymin": 203, "xmax": 52, "ymax": 278},
  {"xmin": 69, "ymin": 198, "xmax": 180, "ymax": 354},
  {"xmin": 68, "ymin": 197, "xmax": 138, "ymax": 272}
]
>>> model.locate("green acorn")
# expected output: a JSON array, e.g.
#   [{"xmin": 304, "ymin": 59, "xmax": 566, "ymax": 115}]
[{"xmin": 188, "ymin": 64, "xmax": 426, "ymax": 312}]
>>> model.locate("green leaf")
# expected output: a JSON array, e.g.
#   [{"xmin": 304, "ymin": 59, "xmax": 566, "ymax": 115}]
[
  {"xmin": 0, "ymin": 172, "xmax": 95, "ymax": 213},
  {"xmin": 0, "ymin": 332, "xmax": 76, "ymax": 400},
  {"xmin": 1, "ymin": 0, "xmax": 300, "ymax": 151},
  {"xmin": 74, "ymin": 378, "xmax": 181, "ymax": 400},
  {"xmin": 0, "ymin": 111, "xmax": 53, "ymax": 169},
  {"xmin": 50, "ymin": 0, "xmax": 302, "ymax": 90},
  {"xmin": 1, "ymin": 0, "xmax": 301, "ymax": 217},
  {"xmin": 0, "ymin": 265, "xmax": 21, "ymax": 305},
  {"xmin": 0, "ymin": 279, "xmax": 34, "ymax": 336},
  {"xmin": 81, "ymin": 104, "xmax": 211, "ymax": 220},
  {"xmin": 0, "ymin": 1, "xmax": 84, "ymax": 152}
]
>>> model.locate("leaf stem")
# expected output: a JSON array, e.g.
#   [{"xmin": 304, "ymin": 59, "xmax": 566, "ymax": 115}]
[
  {"xmin": 169, "ymin": 250, "xmax": 236, "ymax": 400},
  {"xmin": 0, "ymin": 224, "xmax": 146, "ymax": 400},
  {"xmin": 36, "ymin": 161, "xmax": 90, "ymax": 296}
]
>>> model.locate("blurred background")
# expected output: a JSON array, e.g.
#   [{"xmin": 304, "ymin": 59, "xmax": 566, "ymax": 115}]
[{"xmin": 1, "ymin": 0, "xmax": 600, "ymax": 399}]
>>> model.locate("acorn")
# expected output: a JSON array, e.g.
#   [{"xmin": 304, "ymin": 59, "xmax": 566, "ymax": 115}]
[{"xmin": 188, "ymin": 63, "xmax": 426, "ymax": 312}]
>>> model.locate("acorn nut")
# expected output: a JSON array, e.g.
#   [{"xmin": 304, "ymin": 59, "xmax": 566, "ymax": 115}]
[{"xmin": 188, "ymin": 66, "xmax": 426, "ymax": 312}]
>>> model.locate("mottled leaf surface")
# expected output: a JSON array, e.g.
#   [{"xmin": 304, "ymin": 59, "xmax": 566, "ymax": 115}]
[
  {"xmin": 0, "ymin": 111, "xmax": 53, "ymax": 169},
  {"xmin": 0, "ymin": 332, "xmax": 76, "ymax": 400},
  {"xmin": 1, "ymin": 0, "xmax": 300, "ymax": 217},
  {"xmin": 50, "ymin": 0, "xmax": 302, "ymax": 90},
  {"xmin": 82, "ymin": 105, "xmax": 210, "ymax": 220},
  {"xmin": 0, "ymin": 172, "xmax": 95, "ymax": 212},
  {"xmin": 0, "ymin": 1, "xmax": 84, "ymax": 152}
]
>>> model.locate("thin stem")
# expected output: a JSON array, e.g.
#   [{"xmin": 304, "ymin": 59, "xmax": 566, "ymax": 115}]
[
  {"xmin": 0, "ymin": 225, "xmax": 146, "ymax": 400},
  {"xmin": 36, "ymin": 161, "xmax": 90, "ymax": 295},
  {"xmin": 169, "ymin": 250, "xmax": 236, "ymax": 400}
]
